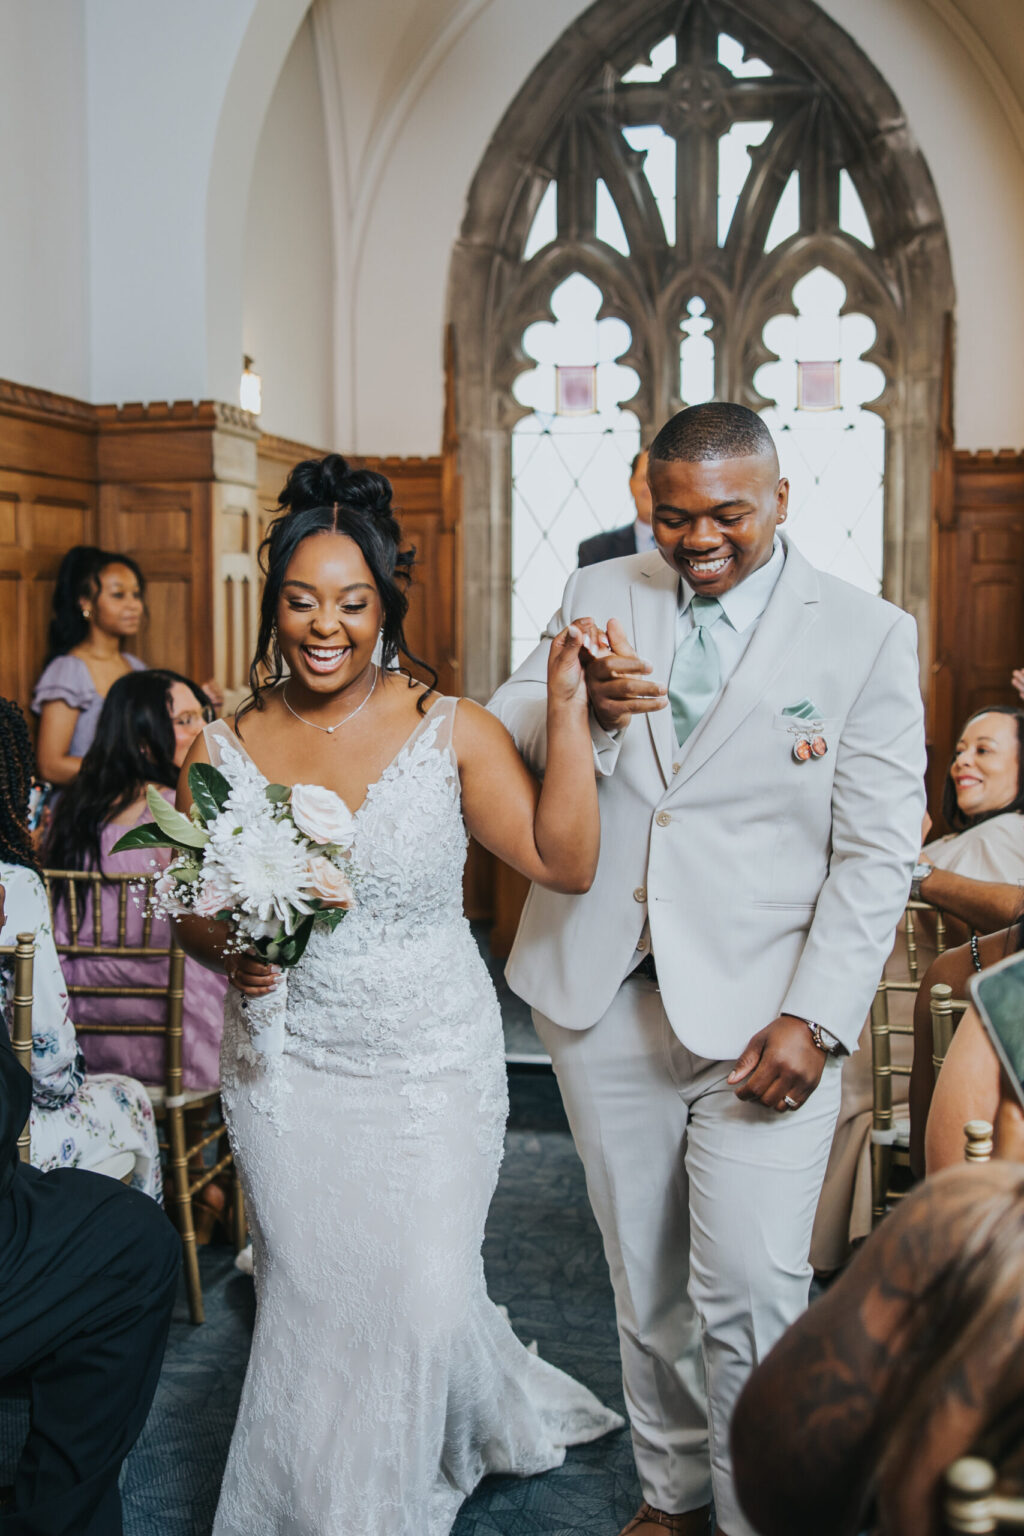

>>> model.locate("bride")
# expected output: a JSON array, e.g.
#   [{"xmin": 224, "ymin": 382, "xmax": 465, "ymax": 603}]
[{"xmin": 176, "ymin": 455, "xmax": 622, "ymax": 1535}]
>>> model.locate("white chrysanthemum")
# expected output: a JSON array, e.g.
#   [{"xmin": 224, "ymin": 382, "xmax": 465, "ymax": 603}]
[{"xmin": 209, "ymin": 816, "xmax": 314, "ymax": 932}]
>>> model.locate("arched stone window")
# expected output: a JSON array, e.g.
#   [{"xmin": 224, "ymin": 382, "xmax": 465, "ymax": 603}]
[{"xmin": 450, "ymin": 0, "xmax": 953, "ymax": 699}]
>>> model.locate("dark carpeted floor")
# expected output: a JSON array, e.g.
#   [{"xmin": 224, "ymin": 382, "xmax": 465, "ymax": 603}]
[{"xmin": 0, "ymin": 1068, "xmax": 640, "ymax": 1535}]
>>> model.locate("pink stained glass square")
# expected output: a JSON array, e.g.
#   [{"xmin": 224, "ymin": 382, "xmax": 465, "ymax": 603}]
[
  {"xmin": 797, "ymin": 360, "xmax": 840, "ymax": 411},
  {"xmin": 555, "ymin": 365, "xmax": 598, "ymax": 416}
]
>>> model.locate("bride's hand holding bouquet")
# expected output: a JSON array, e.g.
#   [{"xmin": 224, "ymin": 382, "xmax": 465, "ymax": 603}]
[{"xmin": 113, "ymin": 763, "xmax": 356, "ymax": 1055}]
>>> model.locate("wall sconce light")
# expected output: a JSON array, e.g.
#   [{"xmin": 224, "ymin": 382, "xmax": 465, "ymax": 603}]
[{"xmin": 240, "ymin": 355, "xmax": 263, "ymax": 415}]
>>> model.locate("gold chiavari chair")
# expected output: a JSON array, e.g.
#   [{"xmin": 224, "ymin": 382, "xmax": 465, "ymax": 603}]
[
  {"xmin": 43, "ymin": 868, "xmax": 244, "ymax": 1324},
  {"xmin": 0, "ymin": 932, "xmax": 35, "ymax": 1163},
  {"xmin": 964, "ymin": 1118, "xmax": 994, "ymax": 1163},
  {"xmin": 946, "ymin": 1458, "xmax": 1024, "ymax": 1531},
  {"xmin": 870, "ymin": 969, "xmax": 966, "ymax": 1226},
  {"xmin": 903, "ymin": 897, "xmax": 948, "ymax": 986},
  {"xmin": 931, "ymin": 981, "xmax": 971, "ymax": 1083}
]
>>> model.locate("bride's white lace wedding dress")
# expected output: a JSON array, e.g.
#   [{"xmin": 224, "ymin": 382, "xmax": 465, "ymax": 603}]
[{"xmin": 205, "ymin": 700, "xmax": 622, "ymax": 1536}]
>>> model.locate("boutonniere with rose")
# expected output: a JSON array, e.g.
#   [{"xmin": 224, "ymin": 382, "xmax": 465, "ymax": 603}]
[{"xmin": 113, "ymin": 762, "xmax": 356, "ymax": 1056}]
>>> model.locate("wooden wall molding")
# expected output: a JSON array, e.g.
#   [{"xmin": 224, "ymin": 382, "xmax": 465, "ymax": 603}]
[{"xmin": 928, "ymin": 445, "xmax": 1024, "ymax": 822}]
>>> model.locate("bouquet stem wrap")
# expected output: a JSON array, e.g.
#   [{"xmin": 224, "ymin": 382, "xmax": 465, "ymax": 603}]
[{"xmin": 243, "ymin": 978, "xmax": 288, "ymax": 1058}]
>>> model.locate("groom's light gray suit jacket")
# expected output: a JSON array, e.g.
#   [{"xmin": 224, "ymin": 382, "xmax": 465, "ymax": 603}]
[{"xmin": 488, "ymin": 536, "xmax": 926, "ymax": 1058}]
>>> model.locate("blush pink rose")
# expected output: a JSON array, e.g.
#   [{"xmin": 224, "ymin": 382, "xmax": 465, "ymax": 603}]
[
  {"xmin": 290, "ymin": 784, "xmax": 355, "ymax": 847},
  {"xmin": 193, "ymin": 870, "xmax": 234, "ymax": 918},
  {"xmin": 305, "ymin": 855, "xmax": 353, "ymax": 909}
]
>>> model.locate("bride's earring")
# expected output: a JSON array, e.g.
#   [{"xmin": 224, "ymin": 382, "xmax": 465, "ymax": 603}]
[{"xmin": 82, "ymin": 607, "xmax": 91, "ymax": 621}]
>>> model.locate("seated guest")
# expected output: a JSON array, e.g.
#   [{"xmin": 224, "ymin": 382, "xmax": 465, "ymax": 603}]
[
  {"xmin": 733, "ymin": 1087, "xmax": 1024, "ymax": 1536},
  {"xmin": 908, "ymin": 920, "xmax": 1022, "ymax": 1174},
  {"xmin": 811, "ymin": 708, "xmax": 1024, "ymax": 1271},
  {"xmin": 924, "ymin": 918, "xmax": 1024, "ymax": 1172},
  {"xmin": 33, "ymin": 545, "xmax": 147, "ymax": 786},
  {"xmin": 912, "ymin": 706, "xmax": 1024, "ymax": 940},
  {"xmin": 44, "ymin": 670, "xmax": 227, "ymax": 1091},
  {"xmin": 0, "ymin": 698, "xmax": 161, "ymax": 1198},
  {"xmin": 0, "ymin": 882, "xmax": 178, "ymax": 1536},
  {"xmin": 577, "ymin": 448, "xmax": 652, "ymax": 565}
]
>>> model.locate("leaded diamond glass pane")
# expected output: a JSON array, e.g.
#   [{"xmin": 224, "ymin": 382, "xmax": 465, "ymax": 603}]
[
  {"xmin": 511, "ymin": 274, "xmax": 640, "ymax": 667},
  {"xmin": 523, "ymin": 180, "xmax": 557, "ymax": 260},
  {"xmin": 622, "ymin": 35, "xmax": 676, "ymax": 83},
  {"xmin": 756, "ymin": 267, "xmax": 885, "ymax": 594},
  {"xmin": 765, "ymin": 170, "xmax": 800, "ymax": 252},
  {"xmin": 839, "ymin": 169, "xmax": 874, "ymax": 248},
  {"xmin": 596, "ymin": 178, "xmax": 630, "ymax": 254},
  {"xmin": 718, "ymin": 32, "xmax": 771, "ymax": 77},
  {"xmin": 623, "ymin": 125, "xmax": 676, "ymax": 244},
  {"xmin": 718, "ymin": 120, "xmax": 771, "ymax": 245}
]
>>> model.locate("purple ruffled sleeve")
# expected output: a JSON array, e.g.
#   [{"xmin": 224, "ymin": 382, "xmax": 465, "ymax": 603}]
[{"xmin": 31, "ymin": 655, "xmax": 95, "ymax": 715}]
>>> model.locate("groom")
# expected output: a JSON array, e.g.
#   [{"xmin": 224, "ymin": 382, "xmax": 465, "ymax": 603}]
[{"xmin": 488, "ymin": 403, "xmax": 925, "ymax": 1536}]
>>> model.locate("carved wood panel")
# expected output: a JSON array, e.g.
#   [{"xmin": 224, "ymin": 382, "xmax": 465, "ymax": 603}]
[
  {"xmin": 0, "ymin": 384, "xmax": 100, "ymax": 717},
  {"xmin": 928, "ymin": 450, "xmax": 1024, "ymax": 824}
]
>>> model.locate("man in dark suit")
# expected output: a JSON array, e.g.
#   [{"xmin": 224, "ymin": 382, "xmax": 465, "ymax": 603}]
[
  {"xmin": 0, "ymin": 883, "xmax": 179, "ymax": 1536},
  {"xmin": 577, "ymin": 448, "xmax": 653, "ymax": 566}
]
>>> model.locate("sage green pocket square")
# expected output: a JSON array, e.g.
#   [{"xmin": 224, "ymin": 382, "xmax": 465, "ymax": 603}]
[{"xmin": 782, "ymin": 698, "xmax": 824, "ymax": 720}]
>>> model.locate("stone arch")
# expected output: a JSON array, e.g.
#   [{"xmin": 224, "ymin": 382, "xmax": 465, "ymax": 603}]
[{"xmin": 449, "ymin": 0, "xmax": 954, "ymax": 699}]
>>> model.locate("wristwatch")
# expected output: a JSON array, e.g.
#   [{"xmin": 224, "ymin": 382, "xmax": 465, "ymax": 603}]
[
  {"xmin": 806, "ymin": 1020, "xmax": 844, "ymax": 1056},
  {"xmin": 909, "ymin": 861, "xmax": 933, "ymax": 902}
]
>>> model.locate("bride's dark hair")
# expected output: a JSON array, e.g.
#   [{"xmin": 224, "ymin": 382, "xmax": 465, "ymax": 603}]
[{"xmin": 238, "ymin": 454, "xmax": 437, "ymax": 721}]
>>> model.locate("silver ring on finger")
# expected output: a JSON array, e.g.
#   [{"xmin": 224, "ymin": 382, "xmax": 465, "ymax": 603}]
[{"xmin": 783, "ymin": 1094, "xmax": 799, "ymax": 1110}]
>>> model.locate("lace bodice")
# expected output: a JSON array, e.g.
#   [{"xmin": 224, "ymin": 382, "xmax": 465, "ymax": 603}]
[{"xmin": 205, "ymin": 699, "xmax": 487, "ymax": 1077}]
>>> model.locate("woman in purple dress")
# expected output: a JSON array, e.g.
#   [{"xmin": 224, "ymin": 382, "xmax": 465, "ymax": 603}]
[
  {"xmin": 33, "ymin": 545, "xmax": 148, "ymax": 787},
  {"xmin": 44, "ymin": 669, "xmax": 228, "ymax": 1091}
]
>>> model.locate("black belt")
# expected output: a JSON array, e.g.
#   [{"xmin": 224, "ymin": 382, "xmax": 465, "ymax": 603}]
[{"xmin": 634, "ymin": 951, "xmax": 658, "ymax": 985}]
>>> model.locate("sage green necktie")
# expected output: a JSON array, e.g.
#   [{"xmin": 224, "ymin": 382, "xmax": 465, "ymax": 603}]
[{"xmin": 669, "ymin": 596, "xmax": 724, "ymax": 745}]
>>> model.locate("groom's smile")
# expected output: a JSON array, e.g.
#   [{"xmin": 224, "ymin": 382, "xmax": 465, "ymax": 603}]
[{"xmin": 649, "ymin": 453, "xmax": 789, "ymax": 598}]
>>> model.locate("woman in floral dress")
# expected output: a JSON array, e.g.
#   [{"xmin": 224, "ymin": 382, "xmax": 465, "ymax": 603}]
[{"xmin": 0, "ymin": 696, "xmax": 161, "ymax": 1199}]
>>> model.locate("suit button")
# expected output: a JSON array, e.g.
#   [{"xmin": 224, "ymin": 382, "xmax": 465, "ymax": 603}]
[
  {"xmin": 636, "ymin": 938, "xmax": 648, "ymax": 952},
  {"xmin": 655, "ymin": 811, "xmax": 672, "ymax": 827},
  {"xmin": 672, "ymin": 762, "xmax": 680, "ymax": 775},
  {"xmin": 633, "ymin": 887, "xmax": 647, "ymax": 903}
]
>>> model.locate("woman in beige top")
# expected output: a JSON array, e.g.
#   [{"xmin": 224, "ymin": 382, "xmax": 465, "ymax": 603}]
[{"xmin": 813, "ymin": 706, "xmax": 1024, "ymax": 1271}]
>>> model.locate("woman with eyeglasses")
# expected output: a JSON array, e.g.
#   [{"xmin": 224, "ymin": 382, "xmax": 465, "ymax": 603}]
[{"xmin": 44, "ymin": 670, "xmax": 227, "ymax": 1105}]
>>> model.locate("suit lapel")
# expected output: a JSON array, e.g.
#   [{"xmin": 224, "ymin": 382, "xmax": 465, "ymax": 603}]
[
  {"xmin": 628, "ymin": 556, "xmax": 679, "ymax": 789},
  {"xmin": 669, "ymin": 539, "xmax": 821, "ymax": 792}
]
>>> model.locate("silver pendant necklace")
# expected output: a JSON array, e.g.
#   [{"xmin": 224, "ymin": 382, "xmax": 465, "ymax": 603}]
[{"xmin": 282, "ymin": 666, "xmax": 377, "ymax": 735}]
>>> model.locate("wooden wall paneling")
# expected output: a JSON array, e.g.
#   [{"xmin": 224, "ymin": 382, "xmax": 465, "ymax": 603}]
[
  {"xmin": 96, "ymin": 402, "xmax": 261, "ymax": 701},
  {"xmin": 0, "ymin": 383, "xmax": 100, "ymax": 717},
  {"xmin": 929, "ymin": 449, "xmax": 1024, "ymax": 825}
]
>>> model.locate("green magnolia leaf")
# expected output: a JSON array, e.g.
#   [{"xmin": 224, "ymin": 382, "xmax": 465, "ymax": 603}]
[
  {"xmin": 111, "ymin": 823, "xmax": 180, "ymax": 854},
  {"xmin": 171, "ymin": 866, "xmax": 200, "ymax": 884},
  {"xmin": 145, "ymin": 784, "xmax": 209, "ymax": 849},
  {"xmin": 265, "ymin": 783, "xmax": 291, "ymax": 804},
  {"xmin": 189, "ymin": 762, "xmax": 230, "ymax": 823}
]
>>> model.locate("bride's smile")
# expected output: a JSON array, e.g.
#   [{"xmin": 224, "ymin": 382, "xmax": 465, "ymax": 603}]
[{"xmin": 276, "ymin": 531, "xmax": 382, "ymax": 706}]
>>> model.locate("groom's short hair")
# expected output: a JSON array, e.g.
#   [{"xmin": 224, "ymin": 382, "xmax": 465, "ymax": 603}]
[{"xmin": 650, "ymin": 403, "xmax": 778, "ymax": 467}]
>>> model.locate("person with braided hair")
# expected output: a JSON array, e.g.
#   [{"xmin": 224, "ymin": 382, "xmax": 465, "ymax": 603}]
[{"xmin": 0, "ymin": 696, "xmax": 162, "ymax": 1197}]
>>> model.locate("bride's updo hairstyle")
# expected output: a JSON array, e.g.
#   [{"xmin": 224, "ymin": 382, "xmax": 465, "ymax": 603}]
[{"xmin": 240, "ymin": 454, "xmax": 437, "ymax": 719}]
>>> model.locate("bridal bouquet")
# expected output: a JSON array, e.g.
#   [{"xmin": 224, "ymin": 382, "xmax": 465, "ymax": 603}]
[{"xmin": 113, "ymin": 762, "xmax": 355, "ymax": 1056}]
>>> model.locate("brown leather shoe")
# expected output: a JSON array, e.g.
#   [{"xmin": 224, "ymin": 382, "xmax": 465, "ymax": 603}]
[{"xmin": 619, "ymin": 1502, "xmax": 711, "ymax": 1534}]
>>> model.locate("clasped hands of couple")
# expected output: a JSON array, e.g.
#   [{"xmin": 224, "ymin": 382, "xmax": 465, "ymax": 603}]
[{"xmin": 574, "ymin": 613, "xmax": 829, "ymax": 1116}]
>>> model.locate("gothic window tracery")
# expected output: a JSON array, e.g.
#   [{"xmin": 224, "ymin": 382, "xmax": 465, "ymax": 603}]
[{"xmin": 453, "ymin": 0, "xmax": 952, "ymax": 696}]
